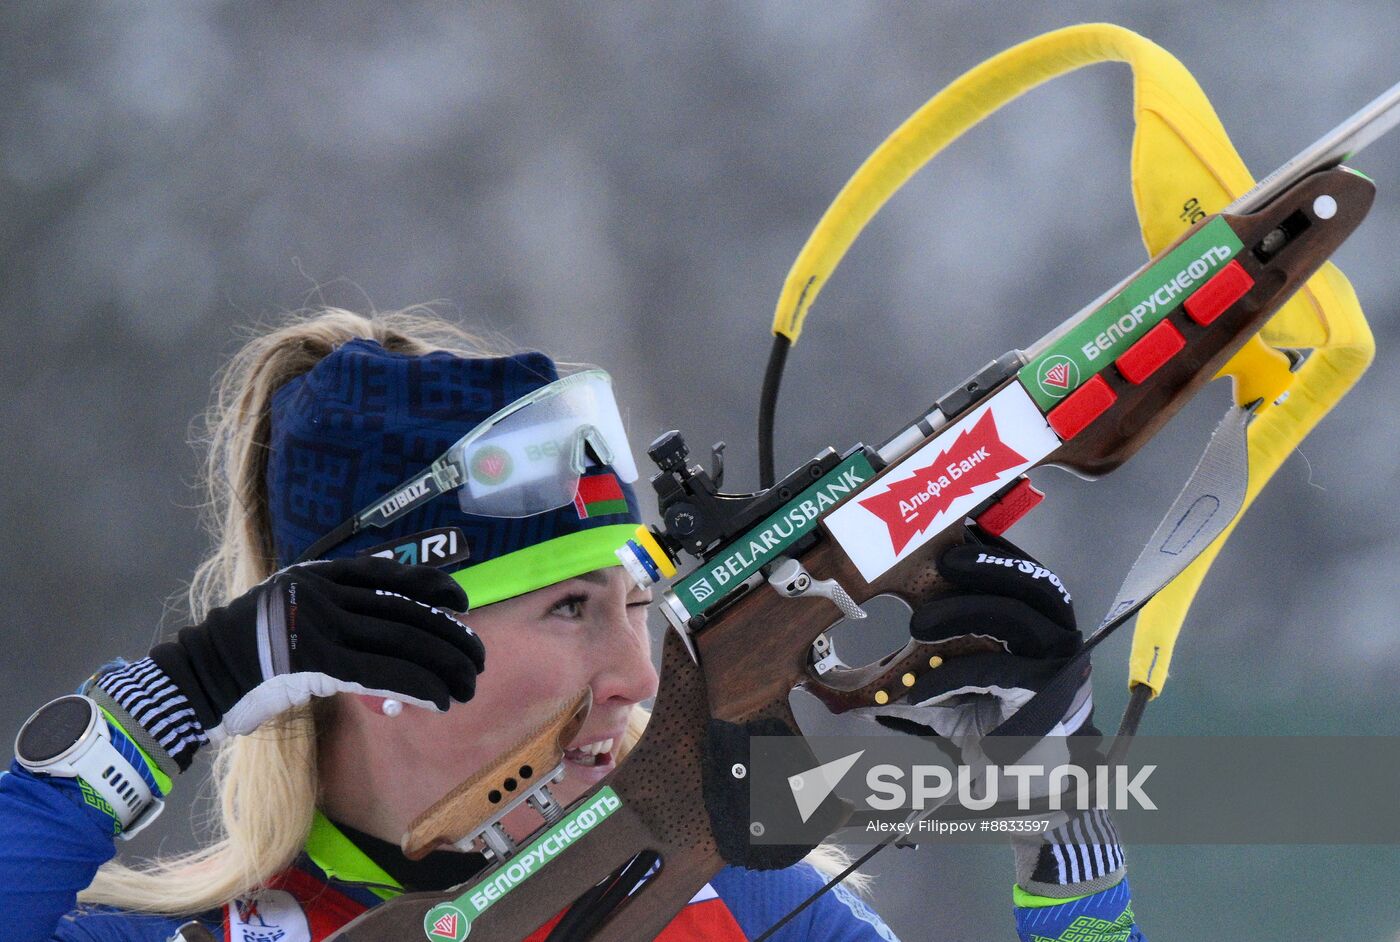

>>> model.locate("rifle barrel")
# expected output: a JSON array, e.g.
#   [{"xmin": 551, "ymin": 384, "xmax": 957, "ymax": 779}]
[{"xmin": 1230, "ymin": 79, "xmax": 1400, "ymax": 215}]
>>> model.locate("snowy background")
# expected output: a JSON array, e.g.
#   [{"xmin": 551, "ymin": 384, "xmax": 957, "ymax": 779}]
[{"xmin": 4, "ymin": 2, "xmax": 1399, "ymax": 937}]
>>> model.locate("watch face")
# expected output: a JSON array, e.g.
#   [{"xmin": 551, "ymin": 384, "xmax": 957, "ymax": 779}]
[{"xmin": 17, "ymin": 695, "xmax": 95, "ymax": 764}]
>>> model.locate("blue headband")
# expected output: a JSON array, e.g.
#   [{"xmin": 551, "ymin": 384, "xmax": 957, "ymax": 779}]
[{"xmin": 266, "ymin": 338, "xmax": 641, "ymax": 606}]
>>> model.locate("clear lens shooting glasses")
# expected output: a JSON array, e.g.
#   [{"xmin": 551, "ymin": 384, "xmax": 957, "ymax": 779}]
[{"xmin": 295, "ymin": 370, "xmax": 637, "ymax": 563}]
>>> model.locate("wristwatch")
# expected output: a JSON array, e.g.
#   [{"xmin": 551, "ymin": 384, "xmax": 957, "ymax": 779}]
[{"xmin": 14, "ymin": 694, "xmax": 164, "ymax": 838}]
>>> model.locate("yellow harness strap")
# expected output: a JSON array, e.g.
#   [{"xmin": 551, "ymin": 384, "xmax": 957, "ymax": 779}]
[{"xmin": 773, "ymin": 23, "xmax": 1373, "ymax": 700}]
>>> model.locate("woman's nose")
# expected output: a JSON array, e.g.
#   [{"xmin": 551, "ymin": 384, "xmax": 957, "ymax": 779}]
[{"xmin": 590, "ymin": 607, "xmax": 659, "ymax": 707}]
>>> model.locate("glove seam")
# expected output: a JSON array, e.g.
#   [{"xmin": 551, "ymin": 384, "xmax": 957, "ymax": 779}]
[{"xmin": 1018, "ymin": 866, "xmax": 1126, "ymax": 899}]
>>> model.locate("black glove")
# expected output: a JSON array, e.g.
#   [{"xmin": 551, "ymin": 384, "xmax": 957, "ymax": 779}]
[
  {"xmin": 94, "ymin": 557, "xmax": 483, "ymax": 770},
  {"xmin": 861, "ymin": 541, "xmax": 1091, "ymax": 759},
  {"xmin": 863, "ymin": 540, "xmax": 1127, "ymax": 896}
]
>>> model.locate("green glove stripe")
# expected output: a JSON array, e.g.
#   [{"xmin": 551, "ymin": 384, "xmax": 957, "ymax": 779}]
[{"xmin": 1013, "ymin": 883, "xmax": 1098, "ymax": 908}]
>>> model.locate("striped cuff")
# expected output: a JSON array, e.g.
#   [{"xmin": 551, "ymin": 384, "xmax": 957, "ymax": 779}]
[
  {"xmin": 95, "ymin": 658, "xmax": 208, "ymax": 772},
  {"xmin": 1014, "ymin": 807, "xmax": 1126, "ymax": 898}
]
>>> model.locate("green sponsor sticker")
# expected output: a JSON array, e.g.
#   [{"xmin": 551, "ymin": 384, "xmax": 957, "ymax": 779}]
[
  {"xmin": 428, "ymin": 787, "xmax": 623, "ymax": 939},
  {"xmin": 1018, "ymin": 216, "xmax": 1244, "ymax": 410},
  {"xmin": 424, "ymin": 903, "xmax": 470, "ymax": 941},
  {"xmin": 673, "ymin": 452, "xmax": 875, "ymax": 617}
]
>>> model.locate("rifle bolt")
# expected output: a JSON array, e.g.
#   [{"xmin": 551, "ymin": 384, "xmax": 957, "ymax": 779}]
[{"xmin": 1259, "ymin": 227, "xmax": 1287, "ymax": 256}]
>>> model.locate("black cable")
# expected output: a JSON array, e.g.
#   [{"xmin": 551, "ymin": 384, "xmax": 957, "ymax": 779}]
[
  {"xmin": 752, "ymin": 842, "xmax": 884, "ymax": 942},
  {"xmin": 1107, "ymin": 684, "xmax": 1151, "ymax": 768},
  {"xmin": 575, "ymin": 851, "xmax": 660, "ymax": 939},
  {"xmin": 293, "ymin": 517, "xmax": 359, "ymax": 564},
  {"xmin": 546, "ymin": 850, "xmax": 661, "ymax": 942},
  {"xmin": 543, "ymin": 877, "xmax": 611, "ymax": 942},
  {"xmin": 758, "ymin": 335, "xmax": 791, "ymax": 489}
]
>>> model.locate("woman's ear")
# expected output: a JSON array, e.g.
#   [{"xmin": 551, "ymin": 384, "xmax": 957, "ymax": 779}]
[{"xmin": 352, "ymin": 694, "xmax": 402, "ymax": 717}]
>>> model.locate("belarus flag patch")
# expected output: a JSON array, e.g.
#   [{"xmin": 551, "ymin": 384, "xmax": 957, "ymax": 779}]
[{"xmin": 573, "ymin": 473, "xmax": 628, "ymax": 519}]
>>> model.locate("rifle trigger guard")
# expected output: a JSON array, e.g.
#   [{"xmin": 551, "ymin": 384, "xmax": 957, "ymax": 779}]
[{"xmin": 767, "ymin": 558, "xmax": 866, "ymax": 621}]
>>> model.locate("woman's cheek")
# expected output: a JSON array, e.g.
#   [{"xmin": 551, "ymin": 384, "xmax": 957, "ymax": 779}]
[{"xmin": 473, "ymin": 625, "xmax": 591, "ymax": 723}]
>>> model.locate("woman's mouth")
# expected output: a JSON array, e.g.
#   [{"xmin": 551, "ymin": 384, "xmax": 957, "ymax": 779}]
[{"xmin": 564, "ymin": 737, "xmax": 615, "ymax": 769}]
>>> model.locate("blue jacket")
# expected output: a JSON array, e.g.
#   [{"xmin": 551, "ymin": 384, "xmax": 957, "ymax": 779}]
[{"xmin": 0, "ymin": 761, "xmax": 899, "ymax": 941}]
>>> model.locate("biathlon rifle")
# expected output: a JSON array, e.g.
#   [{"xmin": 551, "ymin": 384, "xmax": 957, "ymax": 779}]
[{"xmin": 327, "ymin": 25, "xmax": 1400, "ymax": 942}]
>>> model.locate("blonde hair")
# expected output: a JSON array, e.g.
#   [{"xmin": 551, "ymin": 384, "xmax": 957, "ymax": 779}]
[{"xmin": 80, "ymin": 307, "xmax": 861, "ymax": 915}]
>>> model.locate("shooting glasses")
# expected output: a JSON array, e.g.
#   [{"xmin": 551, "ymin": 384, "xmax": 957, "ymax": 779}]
[{"xmin": 294, "ymin": 369, "xmax": 638, "ymax": 563}]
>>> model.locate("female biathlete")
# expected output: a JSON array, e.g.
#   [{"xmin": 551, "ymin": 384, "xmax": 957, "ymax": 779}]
[{"xmin": 1, "ymin": 309, "xmax": 1143, "ymax": 941}]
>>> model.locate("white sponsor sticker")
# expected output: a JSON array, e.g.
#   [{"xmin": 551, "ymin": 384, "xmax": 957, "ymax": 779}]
[
  {"xmin": 824, "ymin": 384, "xmax": 1061, "ymax": 581},
  {"xmin": 229, "ymin": 888, "xmax": 311, "ymax": 942}
]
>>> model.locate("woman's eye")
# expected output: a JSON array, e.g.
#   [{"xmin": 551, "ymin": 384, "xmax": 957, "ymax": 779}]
[{"xmin": 550, "ymin": 595, "xmax": 587, "ymax": 618}]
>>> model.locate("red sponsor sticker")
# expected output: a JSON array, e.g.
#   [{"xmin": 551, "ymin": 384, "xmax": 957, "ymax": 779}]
[
  {"xmin": 1043, "ymin": 361, "xmax": 1071, "ymax": 388},
  {"xmin": 857, "ymin": 410, "xmax": 1028, "ymax": 554},
  {"xmin": 431, "ymin": 912, "xmax": 461, "ymax": 938}
]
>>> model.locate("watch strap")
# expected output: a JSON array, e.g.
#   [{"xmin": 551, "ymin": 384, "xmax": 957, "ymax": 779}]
[{"xmin": 66, "ymin": 718, "xmax": 159, "ymax": 833}]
